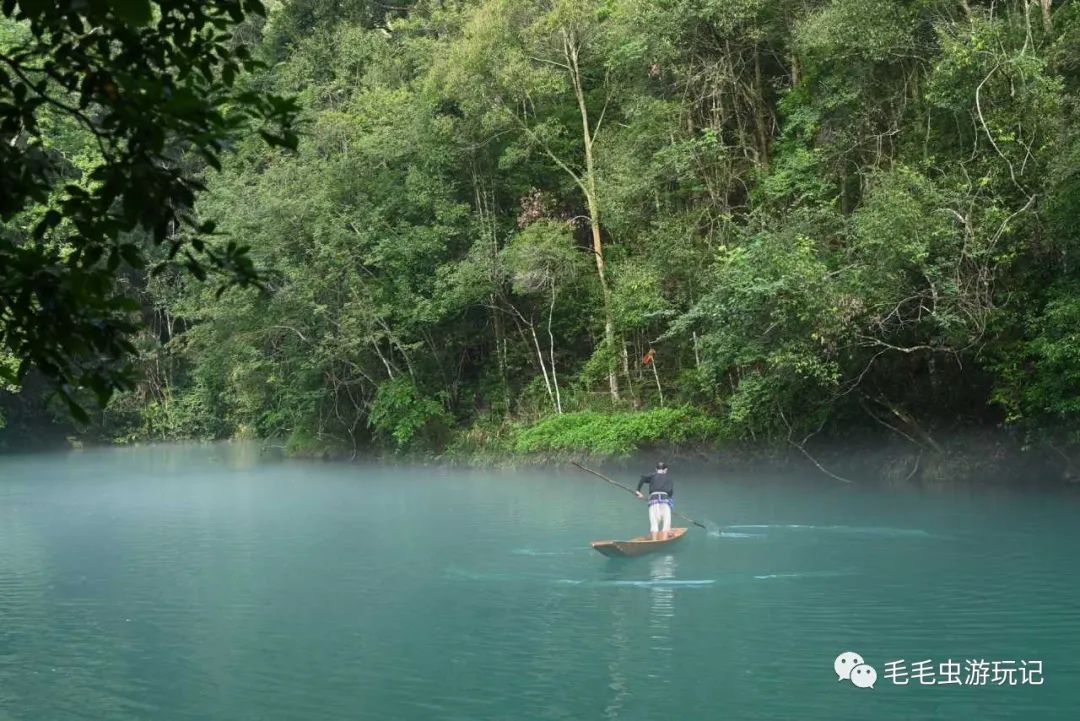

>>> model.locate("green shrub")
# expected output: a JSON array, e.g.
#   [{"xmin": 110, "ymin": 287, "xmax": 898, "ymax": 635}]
[
  {"xmin": 368, "ymin": 378, "xmax": 451, "ymax": 451},
  {"xmin": 513, "ymin": 406, "xmax": 721, "ymax": 456}
]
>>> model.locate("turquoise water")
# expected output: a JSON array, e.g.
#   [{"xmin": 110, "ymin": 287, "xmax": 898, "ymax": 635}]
[{"xmin": 0, "ymin": 444, "xmax": 1076, "ymax": 720}]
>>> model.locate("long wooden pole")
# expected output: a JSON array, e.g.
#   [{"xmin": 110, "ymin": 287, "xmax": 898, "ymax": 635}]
[{"xmin": 571, "ymin": 461, "xmax": 707, "ymax": 531}]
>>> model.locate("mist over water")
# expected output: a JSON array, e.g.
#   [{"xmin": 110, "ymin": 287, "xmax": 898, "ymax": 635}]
[{"xmin": 0, "ymin": 443, "xmax": 1076, "ymax": 720}]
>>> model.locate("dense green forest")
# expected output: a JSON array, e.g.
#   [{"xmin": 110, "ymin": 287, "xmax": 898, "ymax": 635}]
[{"xmin": 3, "ymin": 1, "xmax": 1080, "ymax": 475}]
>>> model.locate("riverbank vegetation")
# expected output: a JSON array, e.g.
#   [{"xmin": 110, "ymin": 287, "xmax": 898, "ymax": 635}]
[{"xmin": 3, "ymin": 1, "xmax": 1080, "ymax": 481}]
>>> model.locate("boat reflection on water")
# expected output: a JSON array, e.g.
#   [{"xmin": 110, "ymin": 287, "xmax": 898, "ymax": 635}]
[
  {"xmin": 602, "ymin": 553, "xmax": 679, "ymax": 719},
  {"xmin": 647, "ymin": 554, "xmax": 677, "ymax": 662},
  {"xmin": 602, "ymin": 596, "xmax": 630, "ymax": 720}
]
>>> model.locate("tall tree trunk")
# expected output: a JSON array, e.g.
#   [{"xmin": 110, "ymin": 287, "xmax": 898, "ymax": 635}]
[
  {"xmin": 491, "ymin": 295, "xmax": 511, "ymax": 412},
  {"xmin": 587, "ymin": 196, "xmax": 619, "ymax": 401},
  {"xmin": 474, "ymin": 174, "xmax": 511, "ymax": 414},
  {"xmin": 1040, "ymin": 0, "xmax": 1053, "ymax": 33},
  {"xmin": 753, "ymin": 46, "xmax": 770, "ymax": 171},
  {"xmin": 621, "ymin": 342, "xmax": 634, "ymax": 403},
  {"xmin": 548, "ymin": 284, "xmax": 562, "ymax": 414},
  {"xmin": 567, "ymin": 30, "xmax": 620, "ymax": 401},
  {"xmin": 650, "ymin": 354, "xmax": 664, "ymax": 407},
  {"xmin": 528, "ymin": 319, "xmax": 557, "ymax": 413}
]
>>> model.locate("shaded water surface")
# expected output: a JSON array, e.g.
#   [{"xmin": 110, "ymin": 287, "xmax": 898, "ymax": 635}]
[{"xmin": 0, "ymin": 444, "xmax": 1076, "ymax": 720}]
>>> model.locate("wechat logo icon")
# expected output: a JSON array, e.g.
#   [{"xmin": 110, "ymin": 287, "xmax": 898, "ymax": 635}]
[{"xmin": 835, "ymin": 651, "xmax": 877, "ymax": 689}]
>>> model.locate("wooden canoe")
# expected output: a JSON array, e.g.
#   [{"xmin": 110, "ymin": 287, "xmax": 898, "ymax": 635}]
[{"xmin": 591, "ymin": 527, "xmax": 688, "ymax": 557}]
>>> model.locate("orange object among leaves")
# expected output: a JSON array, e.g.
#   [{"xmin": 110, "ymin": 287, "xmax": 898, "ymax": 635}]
[{"xmin": 642, "ymin": 348, "xmax": 656, "ymax": 365}]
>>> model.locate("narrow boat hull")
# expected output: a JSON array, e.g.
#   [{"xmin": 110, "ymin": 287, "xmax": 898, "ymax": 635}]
[{"xmin": 591, "ymin": 527, "xmax": 688, "ymax": 557}]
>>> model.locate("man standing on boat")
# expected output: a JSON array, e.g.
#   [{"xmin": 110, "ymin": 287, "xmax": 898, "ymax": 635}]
[{"xmin": 635, "ymin": 462, "xmax": 673, "ymax": 539}]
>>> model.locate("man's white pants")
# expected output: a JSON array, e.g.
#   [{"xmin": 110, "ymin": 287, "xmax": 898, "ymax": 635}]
[{"xmin": 649, "ymin": 501, "xmax": 672, "ymax": 533}]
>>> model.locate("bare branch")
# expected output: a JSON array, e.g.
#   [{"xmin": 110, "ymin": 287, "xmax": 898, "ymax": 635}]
[
  {"xmin": 779, "ymin": 409, "xmax": 855, "ymax": 484},
  {"xmin": 974, "ymin": 63, "xmax": 1031, "ymax": 198},
  {"xmin": 527, "ymin": 55, "xmax": 572, "ymax": 71}
]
